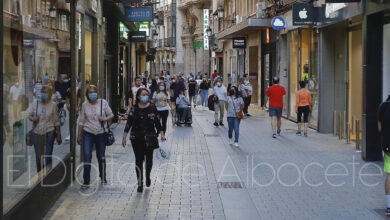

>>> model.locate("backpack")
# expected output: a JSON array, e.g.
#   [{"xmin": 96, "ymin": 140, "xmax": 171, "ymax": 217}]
[{"xmin": 379, "ymin": 101, "xmax": 390, "ymax": 152}]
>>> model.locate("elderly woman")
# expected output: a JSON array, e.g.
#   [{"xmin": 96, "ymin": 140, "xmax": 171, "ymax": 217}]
[
  {"xmin": 77, "ymin": 85, "xmax": 114, "ymax": 189},
  {"xmin": 122, "ymin": 88, "xmax": 165, "ymax": 193},
  {"xmin": 29, "ymin": 85, "xmax": 62, "ymax": 172}
]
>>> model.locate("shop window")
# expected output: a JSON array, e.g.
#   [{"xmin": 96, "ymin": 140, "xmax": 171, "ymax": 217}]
[
  {"xmin": 2, "ymin": 0, "xmax": 71, "ymax": 213},
  {"xmin": 289, "ymin": 30, "xmax": 299, "ymax": 118}
]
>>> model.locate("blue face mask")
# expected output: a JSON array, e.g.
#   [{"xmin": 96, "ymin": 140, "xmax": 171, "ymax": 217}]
[
  {"xmin": 88, "ymin": 93, "xmax": 98, "ymax": 101},
  {"xmin": 140, "ymin": 95, "xmax": 149, "ymax": 103},
  {"xmin": 41, "ymin": 93, "xmax": 48, "ymax": 101},
  {"xmin": 44, "ymin": 76, "xmax": 49, "ymax": 83},
  {"xmin": 159, "ymin": 86, "xmax": 165, "ymax": 91}
]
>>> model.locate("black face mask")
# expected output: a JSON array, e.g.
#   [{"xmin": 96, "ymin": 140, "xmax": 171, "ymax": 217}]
[{"xmin": 229, "ymin": 90, "xmax": 235, "ymax": 96}]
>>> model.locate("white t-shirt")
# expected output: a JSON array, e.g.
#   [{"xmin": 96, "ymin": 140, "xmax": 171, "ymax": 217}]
[
  {"xmin": 10, "ymin": 85, "xmax": 22, "ymax": 101},
  {"xmin": 78, "ymin": 99, "xmax": 113, "ymax": 135},
  {"xmin": 213, "ymin": 85, "xmax": 227, "ymax": 101},
  {"xmin": 153, "ymin": 91, "xmax": 170, "ymax": 111}
]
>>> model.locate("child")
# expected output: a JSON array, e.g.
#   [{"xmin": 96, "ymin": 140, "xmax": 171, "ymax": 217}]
[{"xmin": 176, "ymin": 91, "xmax": 192, "ymax": 123}]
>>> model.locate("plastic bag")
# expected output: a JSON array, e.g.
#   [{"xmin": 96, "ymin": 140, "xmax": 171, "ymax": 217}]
[
  {"xmin": 196, "ymin": 95, "xmax": 202, "ymax": 105},
  {"xmin": 159, "ymin": 141, "xmax": 170, "ymax": 159}
]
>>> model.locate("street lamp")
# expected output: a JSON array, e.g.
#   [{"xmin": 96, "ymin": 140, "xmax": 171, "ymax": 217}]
[
  {"xmin": 153, "ymin": 14, "xmax": 159, "ymax": 25},
  {"xmin": 206, "ymin": 27, "xmax": 212, "ymax": 37},
  {"xmin": 49, "ymin": 5, "xmax": 57, "ymax": 18},
  {"xmin": 153, "ymin": 31, "xmax": 158, "ymax": 40},
  {"xmin": 217, "ymin": 6, "xmax": 224, "ymax": 19}
]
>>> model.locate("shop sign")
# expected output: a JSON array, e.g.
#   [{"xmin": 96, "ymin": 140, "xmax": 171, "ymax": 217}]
[
  {"xmin": 292, "ymin": 3, "xmax": 320, "ymax": 25},
  {"xmin": 193, "ymin": 41, "xmax": 202, "ymax": 49},
  {"xmin": 23, "ymin": 39, "xmax": 34, "ymax": 47},
  {"xmin": 271, "ymin": 16, "xmax": 286, "ymax": 31},
  {"xmin": 120, "ymin": 23, "xmax": 129, "ymax": 40},
  {"xmin": 138, "ymin": 23, "xmax": 150, "ymax": 36},
  {"xmin": 130, "ymin": 31, "xmax": 146, "ymax": 42},
  {"xmin": 125, "ymin": 7, "xmax": 153, "ymax": 22},
  {"xmin": 233, "ymin": 37, "xmax": 246, "ymax": 48},
  {"xmin": 203, "ymin": 9, "xmax": 209, "ymax": 50}
]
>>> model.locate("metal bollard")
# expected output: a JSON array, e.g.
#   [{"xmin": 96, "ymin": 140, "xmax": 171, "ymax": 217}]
[
  {"xmin": 338, "ymin": 112, "xmax": 342, "ymax": 140},
  {"xmin": 333, "ymin": 111, "xmax": 337, "ymax": 136},
  {"xmin": 352, "ymin": 116, "xmax": 355, "ymax": 134},
  {"xmin": 346, "ymin": 122, "xmax": 351, "ymax": 144},
  {"xmin": 343, "ymin": 111, "xmax": 346, "ymax": 139},
  {"xmin": 355, "ymin": 119, "xmax": 361, "ymax": 152}
]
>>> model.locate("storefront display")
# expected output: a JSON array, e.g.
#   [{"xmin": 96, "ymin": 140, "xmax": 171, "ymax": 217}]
[
  {"xmin": 3, "ymin": 0, "xmax": 71, "ymax": 214},
  {"xmin": 288, "ymin": 29, "xmax": 319, "ymax": 128}
]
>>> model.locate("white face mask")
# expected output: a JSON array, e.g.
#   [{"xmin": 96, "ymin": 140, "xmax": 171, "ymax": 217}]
[{"xmin": 217, "ymin": 82, "xmax": 222, "ymax": 87}]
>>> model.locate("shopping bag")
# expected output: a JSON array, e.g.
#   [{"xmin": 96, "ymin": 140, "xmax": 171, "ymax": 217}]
[
  {"xmin": 196, "ymin": 95, "xmax": 202, "ymax": 105},
  {"xmin": 159, "ymin": 141, "xmax": 170, "ymax": 159}
]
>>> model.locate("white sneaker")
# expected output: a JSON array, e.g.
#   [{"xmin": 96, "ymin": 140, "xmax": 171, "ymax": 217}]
[
  {"xmin": 65, "ymin": 135, "xmax": 70, "ymax": 141},
  {"xmin": 229, "ymin": 139, "xmax": 233, "ymax": 145},
  {"xmin": 234, "ymin": 142, "xmax": 239, "ymax": 147}
]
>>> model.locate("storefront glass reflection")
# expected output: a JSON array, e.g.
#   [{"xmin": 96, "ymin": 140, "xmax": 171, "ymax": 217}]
[{"xmin": 3, "ymin": 0, "xmax": 71, "ymax": 213}]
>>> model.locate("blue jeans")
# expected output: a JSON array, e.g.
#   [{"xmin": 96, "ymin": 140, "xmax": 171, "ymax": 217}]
[
  {"xmin": 227, "ymin": 117, "xmax": 240, "ymax": 142},
  {"xmin": 82, "ymin": 130, "xmax": 106, "ymax": 184},
  {"xmin": 200, "ymin": 89, "xmax": 209, "ymax": 107},
  {"xmin": 32, "ymin": 130, "xmax": 56, "ymax": 172}
]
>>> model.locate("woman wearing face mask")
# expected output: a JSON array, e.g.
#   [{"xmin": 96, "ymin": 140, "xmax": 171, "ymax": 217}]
[
  {"xmin": 122, "ymin": 88, "xmax": 165, "ymax": 192},
  {"xmin": 225, "ymin": 86, "xmax": 244, "ymax": 147},
  {"xmin": 29, "ymin": 85, "xmax": 62, "ymax": 172},
  {"xmin": 199, "ymin": 76, "xmax": 211, "ymax": 110},
  {"xmin": 152, "ymin": 82, "xmax": 171, "ymax": 135},
  {"xmin": 77, "ymin": 85, "xmax": 114, "ymax": 189}
]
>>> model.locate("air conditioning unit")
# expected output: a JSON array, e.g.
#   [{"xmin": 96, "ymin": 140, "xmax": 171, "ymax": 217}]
[{"xmin": 256, "ymin": 2, "xmax": 266, "ymax": 18}]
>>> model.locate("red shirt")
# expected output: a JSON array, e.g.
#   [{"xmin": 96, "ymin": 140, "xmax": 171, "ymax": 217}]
[
  {"xmin": 266, "ymin": 85, "xmax": 286, "ymax": 108},
  {"xmin": 212, "ymin": 72, "xmax": 218, "ymax": 80}
]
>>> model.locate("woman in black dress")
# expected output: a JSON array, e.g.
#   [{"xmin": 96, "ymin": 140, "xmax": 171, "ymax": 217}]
[{"xmin": 122, "ymin": 88, "xmax": 166, "ymax": 192}]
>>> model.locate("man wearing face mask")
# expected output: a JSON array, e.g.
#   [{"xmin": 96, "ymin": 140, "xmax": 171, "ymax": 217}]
[
  {"xmin": 213, "ymin": 77, "xmax": 227, "ymax": 126},
  {"xmin": 55, "ymin": 74, "xmax": 70, "ymax": 104},
  {"xmin": 34, "ymin": 78, "xmax": 43, "ymax": 99},
  {"xmin": 239, "ymin": 75, "xmax": 253, "ymax": 117}
]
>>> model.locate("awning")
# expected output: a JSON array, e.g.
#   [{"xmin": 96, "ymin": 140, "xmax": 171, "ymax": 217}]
[{"xmin": 217, "ymin": 18, "xmax": 272, "ymax": 40}]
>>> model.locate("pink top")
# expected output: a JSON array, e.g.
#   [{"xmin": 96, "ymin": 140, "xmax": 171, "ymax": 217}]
[{"xmin": 296, "ymin": 89, "xmax": 312, "ymax": 112}]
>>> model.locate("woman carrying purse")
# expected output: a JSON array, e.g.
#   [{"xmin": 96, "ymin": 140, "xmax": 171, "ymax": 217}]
[
  {"xmin": 122, "ymin": 88, "xmax": 165, "ymax": 193},
  {"xmin": 77, "ymin": 85, "xmax": 114, "ymax": 189},
  {"xmin": 225, "ymin": 86, "xmax": 244, "ymax": 147}
]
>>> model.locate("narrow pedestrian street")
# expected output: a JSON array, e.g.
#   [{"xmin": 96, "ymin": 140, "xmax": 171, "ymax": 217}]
[{"xmin": 44, "ymin": 108, "xmax": 385, "ymax": 220}]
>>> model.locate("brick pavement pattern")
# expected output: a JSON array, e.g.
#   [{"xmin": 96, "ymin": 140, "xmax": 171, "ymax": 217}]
[{"xmin": 45, "ymin": 108, "xmax": 386, "ymax": 220}]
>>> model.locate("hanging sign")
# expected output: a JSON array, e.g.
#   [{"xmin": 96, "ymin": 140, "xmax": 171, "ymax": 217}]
[
  {"xmin": 292, "ymin": 3, "xmax": 320, "ymax": 25},
  {"xmin": 233, "ymin": 37, "xmax": 246, "ymax": 48},
  {"xmin": 203, "ymin": 9, "xmax": 209, "ymax": 50},
  {"xmin": 271, "ymin": 16, "xmax": 286, "ymax": 31},
  {"xmin": 130, "ymin": 31, "xmax": 146, "ymax": 42},
  {"xmin": 125, "ymin": 7, "xmax": 153, "ymax": 22}
]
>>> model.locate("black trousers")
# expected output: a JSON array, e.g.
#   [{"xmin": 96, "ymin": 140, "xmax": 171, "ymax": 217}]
[
  {"xmin": 157, "ymin": 110, "xmax": 169, "ymax": 134},
  {"xmin": 243, "ymin": 95, "xmax": 252, "ymax": 114},
  {"xmin": 297, "ymin": 105, "xmax": 310, "ymax": 123},
  {"xmin": 131, "ymin": 138, "xmax": 154, "ymax": 186}
]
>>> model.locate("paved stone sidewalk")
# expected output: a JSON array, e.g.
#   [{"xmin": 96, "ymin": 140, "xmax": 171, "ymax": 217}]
[{"xmin": 45, "ymin": 107, "xmax": 386, "ymax": 220}]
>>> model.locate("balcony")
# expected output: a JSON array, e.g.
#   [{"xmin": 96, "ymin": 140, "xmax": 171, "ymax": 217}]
[{"xmin": 157, "ymin": 37, "xmax": 176, "ymax": 49}]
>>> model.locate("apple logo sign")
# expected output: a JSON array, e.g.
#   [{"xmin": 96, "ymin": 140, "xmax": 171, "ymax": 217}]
[{"xmin": 299, "ymin": 8, "xmax": 308, "ymax": 19}]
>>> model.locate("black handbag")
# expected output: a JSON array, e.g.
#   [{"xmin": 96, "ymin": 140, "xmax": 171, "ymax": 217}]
[
  {"xmin": 26, "ymin": 100, "xmax": 38, "ymax": 146},
  {"xmin": 101, "ymin": 100, "xmax": 115, "ymax": 146},
  {"xmin": 145, "ymin": 134, "xmax": 159, "ymax": 150}
]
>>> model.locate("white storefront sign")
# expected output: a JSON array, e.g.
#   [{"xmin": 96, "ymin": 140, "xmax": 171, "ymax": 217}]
[{"xmin": 203, "ymin": 9, "xmax": 209, "ymax": 50}]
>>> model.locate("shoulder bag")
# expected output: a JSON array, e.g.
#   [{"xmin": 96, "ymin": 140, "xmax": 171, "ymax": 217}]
[
  {"xmin": 231, "ymin": 97, "xmax": 244, "ymax": 119},
  {"xmin": 26, "ymin": 100, "xmax": 38, "ymax": 146},
  {"xmin": 144, "ymin": 105, "xmax": 160, "ymax": 150},
  {"xmin": 101, "ymin": 100, "xmax": 115, "ymax": 146}
]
